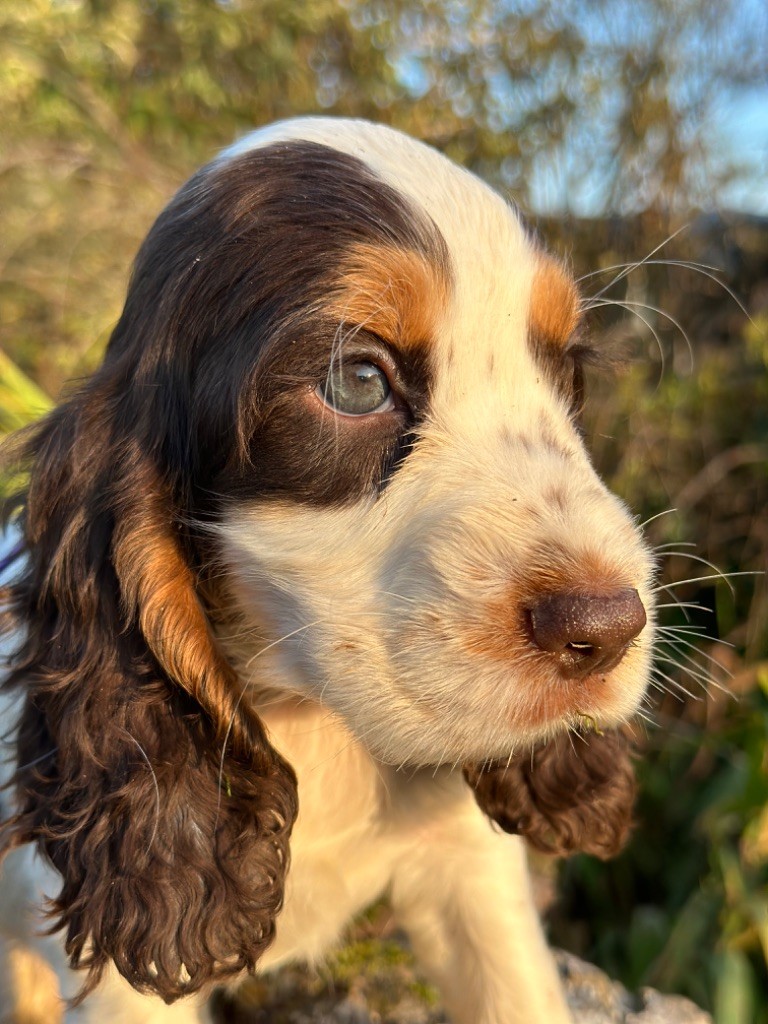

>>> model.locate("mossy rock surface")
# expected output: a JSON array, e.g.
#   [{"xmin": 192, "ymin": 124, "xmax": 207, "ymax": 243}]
[{"xmin": 211, "ymin": 919, "xmax": 712, "ymax": 1024}]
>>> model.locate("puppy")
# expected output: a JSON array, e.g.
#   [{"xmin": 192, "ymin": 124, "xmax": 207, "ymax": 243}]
[{"xmin": 0, "ymin": 118, "xmax": 654, "ymax": 1024}]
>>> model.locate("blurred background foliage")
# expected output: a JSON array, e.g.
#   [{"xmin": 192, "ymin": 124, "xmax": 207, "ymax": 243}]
[{"xmin": 0, "ymin": 1, "xmax": 766, "ymax": 1021}]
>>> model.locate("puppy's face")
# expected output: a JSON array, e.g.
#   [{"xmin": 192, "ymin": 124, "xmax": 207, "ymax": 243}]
[{"xmin": 209, "ymin": 120, "xmax": 656, "ymax": 766}]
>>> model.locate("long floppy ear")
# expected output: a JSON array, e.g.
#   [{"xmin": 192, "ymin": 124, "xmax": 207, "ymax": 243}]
[
  {"xmin": 0, "ymin": 385, "xmax": 297, "ymax": 1003},
  {"xmin": 463, "ymin": 729, "xmax": 636, "ymax": 859}
]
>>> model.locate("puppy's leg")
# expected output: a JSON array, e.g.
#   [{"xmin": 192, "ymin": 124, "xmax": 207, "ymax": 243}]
[{"xmin": 390, "ymin": 789, "xmax": 571, "ymax": 1024}]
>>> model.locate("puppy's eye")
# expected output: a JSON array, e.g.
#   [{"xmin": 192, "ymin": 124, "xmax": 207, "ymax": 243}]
[{"xmin": 318, "ymin": 362, "xmax": 394, "ymax": 416}]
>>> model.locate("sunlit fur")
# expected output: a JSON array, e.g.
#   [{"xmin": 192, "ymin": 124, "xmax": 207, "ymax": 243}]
[
  {"xmin": 0, "ymin": 118, "xmax": 655, "ymax": 1024},
  {"xmin": 219, "ymin": 119, "xmax": 655, "ymax": 766}
]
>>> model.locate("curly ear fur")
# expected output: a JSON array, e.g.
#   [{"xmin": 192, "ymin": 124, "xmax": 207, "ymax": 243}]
[
  {"xmin": 0, "ymin": 281, "xmax": 298, "ymax": 1002},
  {"xmin": 0, "ymin": 403, "xmax": 297, "ymax": 1003},
  {"xmin": 464, "ymin": 730, "xmax": 636, "ymax": 859}
]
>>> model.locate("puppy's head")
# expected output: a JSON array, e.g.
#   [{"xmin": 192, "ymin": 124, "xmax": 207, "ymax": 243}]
[
  {"xmin": 0, "ymin": 118, "xmax": 654, "ymax": 999},
  {"xmin": 214, "ymin": 120, "xmax": 655, "ymax": 759}
]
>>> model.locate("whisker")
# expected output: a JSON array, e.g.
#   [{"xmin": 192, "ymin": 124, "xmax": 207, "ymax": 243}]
[
  {"xmin": 632, "ymin": 705, "xmax": 656, "ymax": 729},
  {"xmin": 647, "ymin": 677, "xmax": 676, "ymax": 698},
  {"xmin": 656, "ymin": 641, "xmax": 725, "ymax": 681},
  {"xmin": 581, "ymin": 258, "xmax": 754, "ymax": 330},
  {"xmin": 640, "ymin": 508, "xmax": 678, "ymax": 529},
  {"xmin": 655, "ymin": 651, "xmax": 731, "ymax": 698},
  {"xmin": 654, "ymin": 552, "xmax": 735, "ymax": 594},
  {"xmin": 587, "ymin": 226, "xmax": 690, "ymax": 300},
  {"xmin": 592, "ymin": 296, "xmax": 695, "ymax": 369},
  {"xmin": 651, "ymin": 570, "xmax": 759, "ymax": 593},
  {"xmin": 657, "ymin": 630, "xmax": 736, "ymax": 666},
  {"xmin": 654, "ymin": 601, "xmax": 713, "ymax": 613},
  {"xmin": 656, "ymin": 622, "xmax": 718, "ymax": 636},
  {"xmin": 577, "ymin": 257, "xmax": 719, "ymax": 284},
  {"xmin": 653, "ymin": 584, "xmax": 694, "ymax": 621},
  {"xmin": 587, "ymin": 298, "xmax": 667, "ymax": 376},
  {"xmin": 651, "ymin": 666, "xmax": 700, "ymax": 701}
]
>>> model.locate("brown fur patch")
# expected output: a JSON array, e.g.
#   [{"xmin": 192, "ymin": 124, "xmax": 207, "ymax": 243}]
[
  {"xmin": 329, "ymin": 243, "xmax": 450, "ymax": 349},
  {"xmin": 464, "ymin": 729, "xmax": 636, "ymax": 858},
  {"xmin": 113, "ymin": 462, "xmax": 249, "ymax": 750},
  {"xmin": 529, "ymin": 256, "xmax": 580, "ymax": 348}
]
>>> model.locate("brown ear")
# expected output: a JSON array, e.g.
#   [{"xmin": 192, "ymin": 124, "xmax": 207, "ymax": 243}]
[
  {"xmin": 464, "ymin": 729, "xmax": 636, "ymax": 859},
  {"xmin": 1, "ymin": 404, "xmax": 297, "ymax": 1004}
]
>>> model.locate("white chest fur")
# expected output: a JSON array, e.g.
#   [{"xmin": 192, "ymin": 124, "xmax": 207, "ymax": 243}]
[{"xmin": 256, "ymin": 699, "xmax": 474, "ymax": 970}]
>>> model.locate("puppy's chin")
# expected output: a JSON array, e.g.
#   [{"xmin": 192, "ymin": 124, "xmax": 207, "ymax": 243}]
[
  {"xmin": 338, "ymin": 646, "xmax": 650, "ymax": 770},
  {"xmin": 330, "ymin": 673, "xmax": 644, "ymax": 772}
]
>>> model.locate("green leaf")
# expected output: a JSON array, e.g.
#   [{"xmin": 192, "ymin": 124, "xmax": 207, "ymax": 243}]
[
  {"xmin": 714, "ymin": 949, "xmax": 755, "ymax": 1024},
  {"xmin": 0, "ymin": 347, "xmax": 52, "ymax": 433}
]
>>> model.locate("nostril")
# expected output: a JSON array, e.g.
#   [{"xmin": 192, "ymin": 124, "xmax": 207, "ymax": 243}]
[
  {"xmin": 566, "ymin": 641, "xmax": 594, "ymax": 655},
  {"xmin": 527, "ymin": 588, "xmax": 646, "ymax": 679}
]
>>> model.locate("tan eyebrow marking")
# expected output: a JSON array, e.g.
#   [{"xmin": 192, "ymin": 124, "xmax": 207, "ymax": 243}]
[
  {"xmin": 529, "ymin": 256, "xmax": 581, "ymax": 348},
  {"xmin": 329, "ymin": 243, "xmax": 451, "ymax": 350}
]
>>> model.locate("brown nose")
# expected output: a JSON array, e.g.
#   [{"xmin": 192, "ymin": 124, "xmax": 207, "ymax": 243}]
[{"xmin": 528, "ymin": 588, "xmax": 646, "ymax": 679}]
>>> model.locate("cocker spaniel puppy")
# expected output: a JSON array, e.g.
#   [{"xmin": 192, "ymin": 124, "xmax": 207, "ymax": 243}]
[{"xmin": 0, "ymin": 118, "xmax": 653, "ymax": 1024}]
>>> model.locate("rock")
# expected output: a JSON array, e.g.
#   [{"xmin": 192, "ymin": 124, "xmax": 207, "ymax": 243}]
[
  {"xmin": 556, "ymin": 951, "xmax": 713, "ymax": 1024},
  {"xmin": 627, "ymin": 989, "xmax": 713, "ymax": 1024},
  {"xmin": 213, "ymin": 947, "xmax": 712, "ymax": 1024}
]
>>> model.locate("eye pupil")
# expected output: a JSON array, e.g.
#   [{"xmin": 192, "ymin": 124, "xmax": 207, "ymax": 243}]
[{"xmin": 319, "ymin": 361, "xmax": 392, "ymax": 416}]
